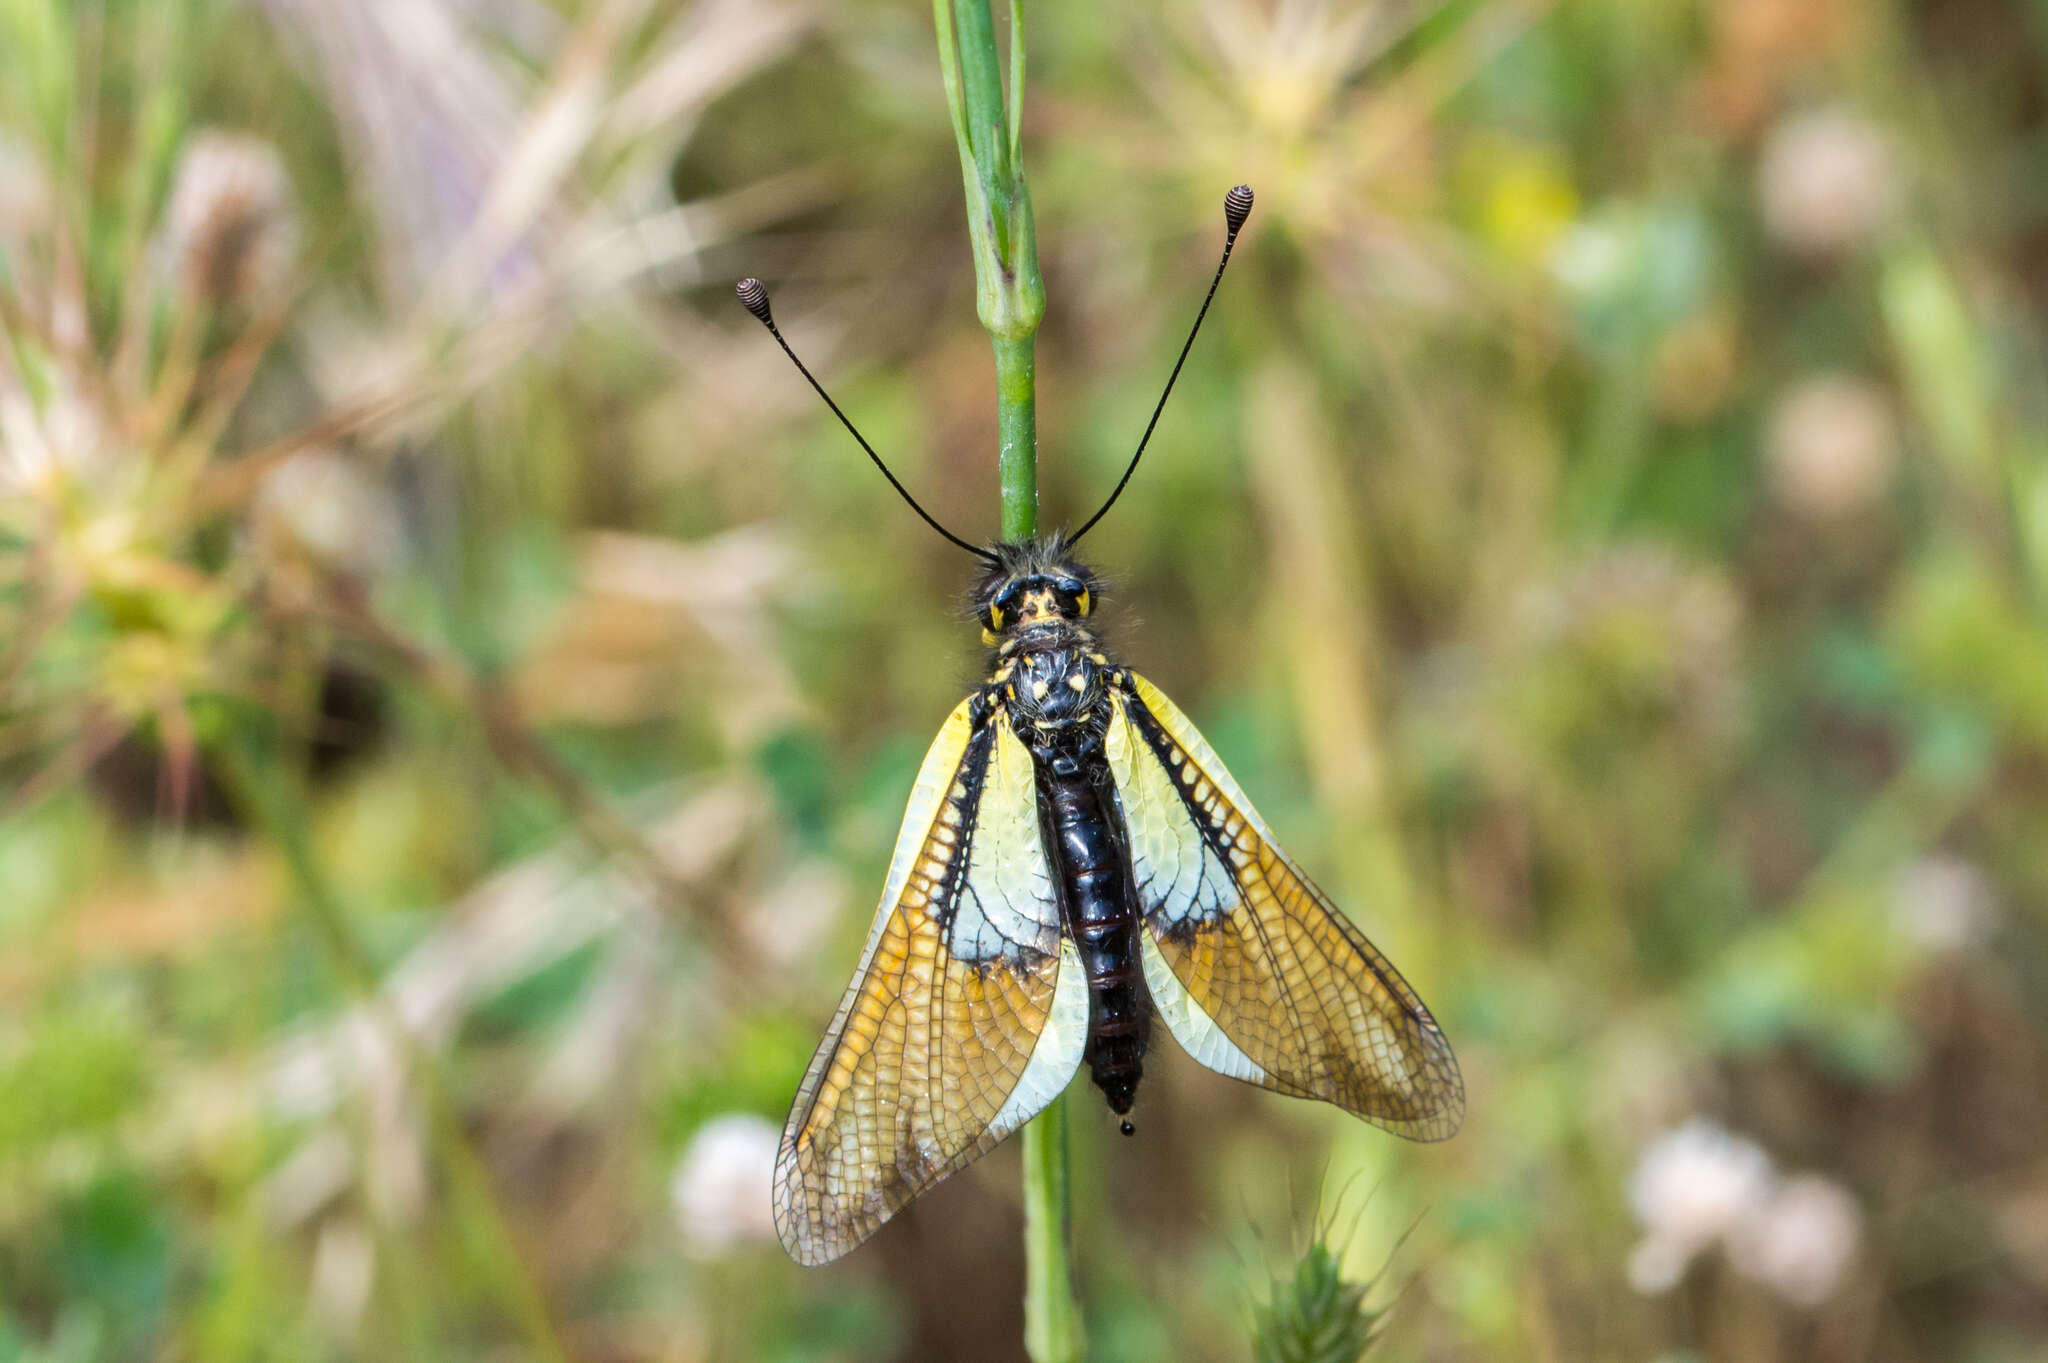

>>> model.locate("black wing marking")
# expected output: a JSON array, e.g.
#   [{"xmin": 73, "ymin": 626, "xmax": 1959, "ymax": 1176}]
[
  {"xmin": 1106, "ymin": 674, "xmax": 1463, "ymax": 1140},
  {"xmin": 774, "ymin": 697, "xmax": 1088, "ymax": 1265}
]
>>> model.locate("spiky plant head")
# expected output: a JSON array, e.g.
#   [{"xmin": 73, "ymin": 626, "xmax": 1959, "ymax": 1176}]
[{"xmin": 1251, "ymin": 1241, "xmax": 1390, "ymax": 1363}]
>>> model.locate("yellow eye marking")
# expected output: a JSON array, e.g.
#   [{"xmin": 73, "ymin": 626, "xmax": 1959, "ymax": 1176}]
[
  {"xmin": 989, "ymin": 605, "xmax": 1005, "ymax": 630},
  {"xmin": 1067, "ymin": 674, "xmax": 1087, "ymax": 692},
  {"xmin": 1076, "ymin": 589, "xmax": 1091, "ymax": 615}
]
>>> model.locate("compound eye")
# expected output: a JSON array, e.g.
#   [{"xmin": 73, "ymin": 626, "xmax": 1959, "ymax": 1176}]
[
  {"xmin": 1054, "ymin": 577, "xmax": 1091, "ymax": 615},
  {"xmin": 989, "ymin": 581, "xmax": 1024, "ymax": 630}
]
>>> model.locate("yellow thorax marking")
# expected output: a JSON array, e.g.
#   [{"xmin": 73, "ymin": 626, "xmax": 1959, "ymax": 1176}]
[{"xmin": 1016, "ymin": 587, "xmax": 1060, "ymax": 624}]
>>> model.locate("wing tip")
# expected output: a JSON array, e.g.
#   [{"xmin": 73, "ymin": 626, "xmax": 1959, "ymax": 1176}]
[
  {"xmin": 1408, "ymin": 1031, "xmax": 1468, "ymax": 1142},
  {"xmin": 772, "ymin": 1138, "xmax": 854, "ymax": 1268},
  {"xmin": 771, "ymin": 1184, "xmax": 864, "ymax": 1267},
  {"xmin": 1404, "ymin": 1092, "xmax": 1467, "ymax": 1143},
  {"xmin": 779, "ymin": 1231, "xmax": 848, "ymax": 1268},
  {"xmin": 1347, "ymin": 1027, "xmax": 1467, "ymax": 1142}
]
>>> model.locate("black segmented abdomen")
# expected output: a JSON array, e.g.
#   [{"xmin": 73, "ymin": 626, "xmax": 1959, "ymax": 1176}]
[{"xmin": 1036, "ymin": 750, "xmax": 1151, "ymax": 1126}]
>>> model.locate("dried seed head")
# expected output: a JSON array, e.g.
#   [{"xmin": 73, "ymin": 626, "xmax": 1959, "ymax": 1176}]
[{"xmin": 161, "ymin": 131, "xmax": 300, "ymax": 308}]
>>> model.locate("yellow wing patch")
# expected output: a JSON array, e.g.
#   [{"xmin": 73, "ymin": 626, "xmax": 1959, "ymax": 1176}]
[
  {"xmin": 1107, "ymin": 674, "xmax": 1464, "ymax": 1141},
  {"xmin": 774, "ymin": 699, "xmax": 1084, "ymax": 1266}
]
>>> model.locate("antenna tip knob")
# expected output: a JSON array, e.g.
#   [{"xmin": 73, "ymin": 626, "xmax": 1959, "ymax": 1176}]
[
  {"xmin": 1224, "ymin": 184, "xmax": 1254, "ymax": 233},
  {"xmin": 735, "ymin": 277, "xmax": 772, "ymax": 324}
]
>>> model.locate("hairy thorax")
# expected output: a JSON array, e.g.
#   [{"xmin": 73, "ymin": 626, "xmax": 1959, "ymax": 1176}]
[
  {"xmin": 993, "ymin": 622, "xmax": 1113, "ymax": 767},
  {"xmin": 974, "ymin": 537, "xmax": 1118, "ymax": 765}
]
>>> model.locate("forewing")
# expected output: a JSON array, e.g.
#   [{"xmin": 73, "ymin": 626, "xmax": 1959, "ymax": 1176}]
[
  {"xmin": 775, "ymin": 697, "xmax": 1086, "ymax": 1265},
  {"xmin": 1107, "ymin": 674, "xmax": 1463, "ymax": 1141}
]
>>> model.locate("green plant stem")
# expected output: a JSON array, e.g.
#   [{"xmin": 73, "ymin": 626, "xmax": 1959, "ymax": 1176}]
[
  {"xmin": 1022, "ymin": 1096, "xmax": 1084, "ymax": 1362},
  {"xmin": 216, "ymin": 730, "xmax": 576, "ymax": 1363},
  {"xmin": 996, "ymin": 333, "xmax": 1039, "ymax": 540},
  {"xmin": 935, "ymin": 2, "xmax": 1075, "ymax": 1357},
  {"xmin": 951, "ymin": 0, "xmax": 1014, "ymax": 256},
  {"xmin": 936, "ymin": 0, "xmax": 1045, "ymax": 539}
]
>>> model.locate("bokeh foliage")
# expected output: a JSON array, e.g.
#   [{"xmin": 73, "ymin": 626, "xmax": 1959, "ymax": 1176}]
[{"xmin": 2, "ymin": 1, "xmax": 2046, "ymax": 1361}]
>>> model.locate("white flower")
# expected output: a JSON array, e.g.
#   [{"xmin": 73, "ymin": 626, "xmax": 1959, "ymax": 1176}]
[
  {"xmin": 1765, "ymin": 374, "xmax": 1898, "ymax": 523},
  {"xmin": 1626, "ymin": 1120, "xmax": 1864, "ymax": 1307},
  {"xmin": 1728, "ymin": 1173, "xmax": 1862, "ymax": 1307},
  {"xmin": 1891, "ymin": 855, "xmax": 2000, "ymax": 954},
  {"xmin": 670, "ymin": 1113, "xmax": 779, "ymax": 1258},
  {"xmin": 1626, "ymin": 1119, "xmax": 1774, "ymax": 1294},
  {"xmin": 1757, "ymin": 108, "xmax": 1897, "ymax": 257}
]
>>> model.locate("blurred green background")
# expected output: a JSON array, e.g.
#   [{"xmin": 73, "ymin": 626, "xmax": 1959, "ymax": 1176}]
[{"xmin": 3, "ymin": 1, "xmax": 2047, "ymax": 1360}]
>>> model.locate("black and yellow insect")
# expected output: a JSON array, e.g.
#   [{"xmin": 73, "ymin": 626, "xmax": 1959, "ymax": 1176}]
[{"xmin": 737, "ymin": 186, "xmax": 1463, "ymax": 1268}]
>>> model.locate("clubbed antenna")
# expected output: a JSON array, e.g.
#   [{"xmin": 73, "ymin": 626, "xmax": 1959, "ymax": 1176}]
[
  {"xmin": 735, "ymin": 278, "xmax": 997, "ymax": 564},
  {"xmin": 1069, "ymin": 185, "xmax": 1255, "ymax": 546}
]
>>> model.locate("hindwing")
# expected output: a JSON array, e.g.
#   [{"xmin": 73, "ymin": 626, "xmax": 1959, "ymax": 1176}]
[
  {"xmin": 774, "ymin": 695, "xmax": 1087, "ymax": 1266},
  {"xmin": 1106, "ymin": 673, "xmax": 1464, "ymax": 1140}
]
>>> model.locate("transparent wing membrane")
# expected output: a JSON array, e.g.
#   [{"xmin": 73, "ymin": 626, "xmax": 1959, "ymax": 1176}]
[
  {"xmin": 774, "ymin": 700, "xmax": 1086, "ymax": 1265},
  {"xmin": 1107, "ymin": 675, "xmax": 1464, "ymax": 1141}
]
